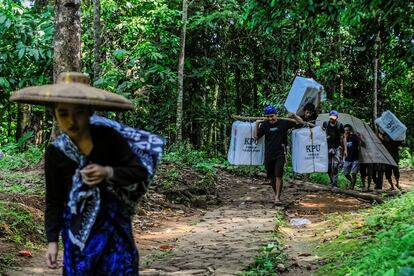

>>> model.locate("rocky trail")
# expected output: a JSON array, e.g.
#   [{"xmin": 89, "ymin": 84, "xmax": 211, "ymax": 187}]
[{"xmin": 3, "ymin": 169, "xmax": 413, "ymax": 276}]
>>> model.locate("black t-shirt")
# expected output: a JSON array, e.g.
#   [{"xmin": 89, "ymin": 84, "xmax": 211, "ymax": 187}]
[
  {"xmin": 257, "ymin": 119, "xmax": 297, "ymax": 161},
  {"xmin": 323, "ymin": 121, "xmax": 344, "ymax": 149},
  {"xmin": 382, "ymin": 139, "xmax": 403, "ymax": 163},
  {"xmin": 345, "ymin": 134, "xmax": 359, "ymax": 162}
]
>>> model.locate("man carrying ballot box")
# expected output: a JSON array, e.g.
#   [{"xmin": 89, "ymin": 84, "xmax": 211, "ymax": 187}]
[{"xmin": 254, "ymin": 105, "xmax": 302, "ymax": 205}]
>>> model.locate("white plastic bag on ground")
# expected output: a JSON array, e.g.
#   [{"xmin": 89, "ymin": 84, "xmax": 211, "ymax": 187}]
[
  {"xmin": 375, "ymin": 110, "xmax": 407, "ymax": 141},
  {"xmin": 227, "ymin": 121, "xmax": 265, "ymax": 165},
  {"xmin": 284, "ymin": 76, "xmax": 323, "ymax": 116},
  {"xmin": 292, "ymin": 126, "xmax": 328, "ymax": 173}
]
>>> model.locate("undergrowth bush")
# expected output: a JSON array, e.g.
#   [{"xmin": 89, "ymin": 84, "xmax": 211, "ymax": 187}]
[
  {"xmin": 317, "ymin": 191, "xmax": 414, "ymax": 275},
  {"xmin": 163, "ymin": 142, "xmax": 224, "ymax": 174},
  {"xmin": 400, "ymin": 148, "xmax": 414, "ymax": 168},
  {"xmin": 0, "ymin": 139, "xmax": 44, "ymax": 195},
  {"xmin": 0, "ymin": 201, "xmax": 45, "ymax": 246},
  {"xmin": 0, "ymin": 139, "xmax": 44, "ymax": 170},
  {"xmin": 163, "ymin": 142, "xmax": 264, "ymax": 176}
]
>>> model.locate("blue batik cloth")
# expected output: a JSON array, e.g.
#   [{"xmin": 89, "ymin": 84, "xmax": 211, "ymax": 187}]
[{"xmin": 52, "ymin": 115, "xmax": 164, "ymax": 275}]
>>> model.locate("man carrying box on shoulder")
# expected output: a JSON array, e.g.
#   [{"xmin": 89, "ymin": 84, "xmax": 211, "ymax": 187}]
[{"xmin": 253, "ymin": 105, "xmax": 302, "ymax": 205}]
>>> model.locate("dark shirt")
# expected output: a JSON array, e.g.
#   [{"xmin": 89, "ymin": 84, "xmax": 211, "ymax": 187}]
[
  {"xmin": 382, "ymin": 139, "xmax": 403, "ymax": 163},
  {"xmin": 345, "ymin": 134, "xmax": 359, "ymax": 162},
  {"xmin": 257, "ymin": 119, "xmax": 297, "ymax": 161},
  {"xmin": 323, "ymin": 121, "xmax": 344, "ymax": 149},
  {"xmin": 44, "ymin": 125, "xmax": 148, "ymax": 242}
]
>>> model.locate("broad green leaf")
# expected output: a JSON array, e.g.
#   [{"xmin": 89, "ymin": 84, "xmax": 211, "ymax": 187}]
[
  {"xmin": 18, "ymin": 48, "xmax": 25, "ymax": 59},
  {"xmin": 113, "ymin": 49, "xmax": 130, "ymax": 61}
]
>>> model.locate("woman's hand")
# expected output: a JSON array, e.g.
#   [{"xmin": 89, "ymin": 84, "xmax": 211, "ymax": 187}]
[
  {"xmin": 80, "ymin": 164, "xmax": 113, "ymax": 185},
  {"xmin": 46, "ymin": 242, "xmax": 58, "ymax": 269}
]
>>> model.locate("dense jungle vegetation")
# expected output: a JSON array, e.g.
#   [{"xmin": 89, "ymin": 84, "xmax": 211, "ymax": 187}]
[
  {"xmin": 0, "ymin": 1, "xmax": 413, "ymax": 274},
  {"xmin": 0, "ymin": 0, "xmax": 413, "ymax": 154}
]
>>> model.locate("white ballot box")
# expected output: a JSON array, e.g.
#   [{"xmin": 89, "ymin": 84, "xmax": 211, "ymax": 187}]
[
  {"xmin": 292, "ymin": 126, "xmax": 328, "ymax": 173},
  {"xmin": 227, "ymin": 121, "xmax": 265, "ymax": 165},
  {"xmin": 284, "ymin": 76, "xmax": 323, "ymax": 116},
  {"xmin": 375, "ymin": 111, "xmax": 407, "ymax": 141}
]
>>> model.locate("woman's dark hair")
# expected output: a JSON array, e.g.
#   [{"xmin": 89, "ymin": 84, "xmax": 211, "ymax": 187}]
[{"xmin": 303, "ymin": 103, "xmax": 316, "ymax": 112}]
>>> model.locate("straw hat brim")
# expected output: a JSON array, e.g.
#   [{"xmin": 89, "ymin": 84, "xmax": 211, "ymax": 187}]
[{"xmin": 10, "ymin": 83, "xmax": 134, "ymax": 111}]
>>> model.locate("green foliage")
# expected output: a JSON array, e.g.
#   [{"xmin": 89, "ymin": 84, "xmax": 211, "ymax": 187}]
[
  {"xmin": 242, "ymin": 211, "xmax": 287, "ymax": 275},
  {"xmin": 0, "ymin": 255, "xmax": 15, "ymax": 275},
  {"xmin": 1, "ymin": 0, "xmax": 414, "ymax": 156},
  {"xmin": 400, "ymin": 148, "xmax": 414, "ymax": 168},
  {"xmin": 163, "ymin": 142, "xmax": 225, "ymax": 174},
  {"xmin": 0, "ymin": 0, "xmax": 53, "ymax": 144},
  {"xmin": 317, "ymin": 191, "xmax": 414, "ymax": 275},
  {"xmin": 242, "ymin": 242, "xmax": 287, "ymax": 276},
  {"xmin": 0, "ymin": 143, "xmax": 43, "ymax": 170},
  {"xmin": 0, "ymin": 200, "xmax": 45, "ymax": 246},
  {"xmin": 221, "ymin": 162, "xmax": 264, "ymax": 177},
  {"xmin": 0, "ymin": 141, "xmax": 44, "ymax": 195}
]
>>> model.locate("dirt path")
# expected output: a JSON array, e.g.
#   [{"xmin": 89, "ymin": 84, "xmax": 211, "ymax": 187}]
[
  {"xmin": 4, "ymin": 170, "xmax": 413, "ymax": 276},
  {"xmin": 138, "ymin": 173, "xmax": 276, "ymax": 275},
  {"xmin": 138, "ymin": 170, "xmax": 413, "ymax": 275},
  {"xmin": 279, "ymin": 169, "xmax": 414, "ymax": 275}
]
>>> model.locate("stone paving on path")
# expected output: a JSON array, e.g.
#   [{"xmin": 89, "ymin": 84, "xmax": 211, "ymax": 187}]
[{"xmin": 140, "ymin": 202, "xmax": 276, "ymax": 275}]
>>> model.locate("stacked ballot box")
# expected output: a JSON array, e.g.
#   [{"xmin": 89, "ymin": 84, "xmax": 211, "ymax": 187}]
[
  {"xmin": 227, "ymin": 121, "xmax": 265, "ymax": 165},
  {"xmin": 292, "ymin": 126, "xmax": 328, "ymax": 173},
  {"xmin": 375, "ymin": 110, "xmax": 407, "ymax": 141},
  {"xmin": 284, "ymin": 76, "xmax": 323, "ymax": 116}
]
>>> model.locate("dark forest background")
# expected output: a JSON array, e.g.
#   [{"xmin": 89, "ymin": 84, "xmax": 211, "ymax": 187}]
[{"xmin": 1, "ymin": 0, "xmax": 413, "ymax": 154}]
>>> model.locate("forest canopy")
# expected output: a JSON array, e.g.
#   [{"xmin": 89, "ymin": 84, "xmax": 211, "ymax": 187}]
[{"xmin": 0, "ymin": 0, "xmax": 413, "ymax": 153}]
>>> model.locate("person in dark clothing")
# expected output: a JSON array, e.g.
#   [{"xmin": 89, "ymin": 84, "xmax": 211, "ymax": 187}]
[
  {"xmin": 378, "ymin": 131, "xmax": 404, "ymax": 190},
  {"xmin": 372, "ymin": 163, "xmax": 386, "ymax": 190},
  {"xmin": 322, "ymin": 110, "xmax": 344, "ymax": 188},
  {"xmin": 359, "ymin": 163, "xmax": 373, "ymax": 191},
  {"xmin": 254, "ymin": 105, "xmax": 301, "ymax": 204},
  {"xmin": 10, "ymin": 72, "xmax": 164, "ymax": 275},
  {"xmin": 301, "ymin": 103, "xmax": 318, "ymax": 124},
  {"xmin": 343, "ymin": 124, "xmax": 363, "ymax": 190},
  {"xmin": 45, "ymin": 110, "xmax": 148, "ymax": 274},
  {"xmin": 289, "ymin": 102, "xmax": 318, "ymax": 129}
]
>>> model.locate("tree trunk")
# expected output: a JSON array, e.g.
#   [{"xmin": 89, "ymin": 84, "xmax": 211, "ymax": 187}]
[
  {"xmin": 93, "ymin": 0, "xmax": 102, "ymax": 82},
  {"xmin": 176, "ymin": 0, "xmax": 188, "ymax": 143},
  {"xmin": 336, "ymin": 20, "xmax": 344, "ymax": 98},
  {"xmin": 253, "ymin": 62, "xmax": 259, "ymax": 110},
  {"xmin": 53, "ymin": 0, "xmax": 81, "ymax": 81},
  {"xmin": 15, "ymin": 104, "xmax": 32, "ymax": 143},
  {"xmin": 373, "ymin": 28, "xmax": 381, "ymax": 128},
  {"xmin": 50, "ymin": 0, "xmax": 82, "ymax": 141},
  {"xmin": 208, "ymin": 84, "xmax": 219, "ymax": 149}
]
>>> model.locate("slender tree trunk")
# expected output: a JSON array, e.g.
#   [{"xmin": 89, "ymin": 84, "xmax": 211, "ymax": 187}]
[
  {"xmin": 16, "ymin": 104, "xmax": 32, "ymax": 142},
  {"xmin": 50, "ymin": 0, "xmax": 82, "ymax": 141},
  {"xmin": 176, "ymin": 0, "xmax": 188, "ymax": 143},
  {"xmin": 235, "ymin": 69, "xmax": 242, "ymax": 114},
  {"xmin": 253, "ymin": 62, "xmax": 259, "ymax": 110},
  {"xmin": 93, "ymin": 0, "xmax": 102, "ymax": 82},
  {"xmin": 336, "ymin": 20, "xmax": 344, "ymax": 98},
  {"xmin": 373, "ymin": 27, "xmax": 381, "ymax": 128},
  {"xmin": 53, "ymin": 0, "xmax": 81, "ymax": 81},
  {"xmin": 208, "ymin": 84, "xmax": 220, "ymax": 148}
]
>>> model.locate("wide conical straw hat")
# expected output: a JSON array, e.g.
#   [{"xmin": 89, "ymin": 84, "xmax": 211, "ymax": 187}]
[{"xmin": 9, "ymin": 72, "xmax": 134, "ymax": 111}]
